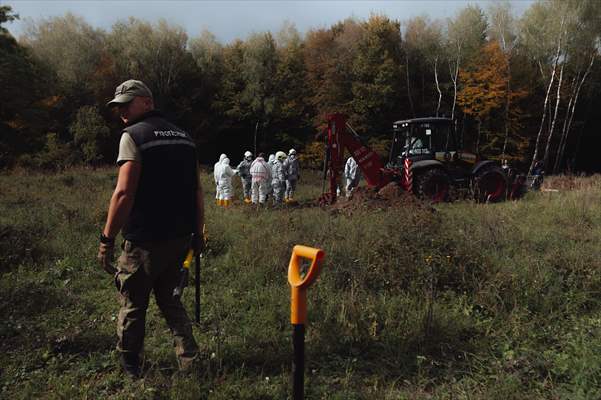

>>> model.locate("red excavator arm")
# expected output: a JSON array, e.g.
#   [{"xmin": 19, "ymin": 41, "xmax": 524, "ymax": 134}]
[{"xmin": 320, "ymin": 113, "xmax": 394, "ymax": 204}]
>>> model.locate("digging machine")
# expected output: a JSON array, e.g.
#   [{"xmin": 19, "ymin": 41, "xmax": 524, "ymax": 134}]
[{"xmin": 318, "ymin": 113, "xmax": 511, "ymax": 204}]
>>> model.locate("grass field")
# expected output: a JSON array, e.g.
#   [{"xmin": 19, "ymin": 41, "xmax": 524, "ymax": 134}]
[{"xmin": 1, "ymin": 168, "xmax": 601, "ymax": 399}]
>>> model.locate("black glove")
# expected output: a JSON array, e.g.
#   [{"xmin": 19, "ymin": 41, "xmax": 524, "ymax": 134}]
[{"xmin": 98, "ymin": 241, "xmax": 117, "ymax": 275}]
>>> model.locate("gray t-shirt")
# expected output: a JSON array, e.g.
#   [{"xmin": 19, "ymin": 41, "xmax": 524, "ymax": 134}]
[{"xmin": 117, "ymin": 132, "xmax": 141, "ymax": 166}]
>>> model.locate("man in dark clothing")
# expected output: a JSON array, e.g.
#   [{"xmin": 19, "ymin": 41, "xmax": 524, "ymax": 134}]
[{"xmin": 98, "ymin": 79, "xmax": 204, "ymax": 378}]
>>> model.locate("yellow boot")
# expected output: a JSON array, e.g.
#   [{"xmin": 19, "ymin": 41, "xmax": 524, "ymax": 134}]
[
  {"xmin": 216, "ymin": 199, "xmax": 220, "ymax": 206},
  {"xmin": 223, "ymin": 199, "xmax": 230, "ymax": 207}
]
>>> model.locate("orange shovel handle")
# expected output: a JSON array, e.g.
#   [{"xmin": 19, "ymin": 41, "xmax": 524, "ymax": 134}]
[{"xmin": 288, "ymin": 245, "xmax": 325, "ymax": 325}]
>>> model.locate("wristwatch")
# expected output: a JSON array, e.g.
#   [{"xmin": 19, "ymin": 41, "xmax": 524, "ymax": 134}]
[{"xmin": 100, "ymin": 233, "xmax": 115, "ymax": 244}]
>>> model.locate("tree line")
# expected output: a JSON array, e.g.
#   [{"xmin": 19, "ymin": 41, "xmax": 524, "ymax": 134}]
[{"xmin": 1, "ymin": 1, "xmax": 600, "ymax": 173}]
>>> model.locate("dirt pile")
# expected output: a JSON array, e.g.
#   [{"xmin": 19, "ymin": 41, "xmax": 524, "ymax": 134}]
[
  {"xmin": 543, "ymin": 175, "xmax": 600, "ymax": 192},
  {"xmin": 329, "ymin": 182, "xmax": 428, "ymax": 215}
]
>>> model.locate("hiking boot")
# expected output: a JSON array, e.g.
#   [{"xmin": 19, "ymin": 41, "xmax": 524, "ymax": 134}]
[{"xmin": 119, "ymin": 353, "xmax": 142, "ymax": 379}]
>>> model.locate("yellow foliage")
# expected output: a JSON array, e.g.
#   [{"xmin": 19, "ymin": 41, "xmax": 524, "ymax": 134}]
[
  {"xmin": 299, "ymin": 141, "xmax": 325, "ymax": 169},
  {"xmin": 457, "ymin": 41, "xmax": 508, "ymax": 119},
  {"xmin": 367, "ymin": 136, "xmax": 392, "ymax": 160},
  {"xmin": 7, "ymin": 117, "xmax": 26, "ymax": 130},
  {"xmin": 299, "ymin": 136, "xmax": 391, "ymax": 169},
  {"xmin": 38, "ymin": 96, "xmax": 62, "ymax": 108}
]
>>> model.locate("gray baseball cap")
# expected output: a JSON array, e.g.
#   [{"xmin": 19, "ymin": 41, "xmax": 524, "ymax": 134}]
[{"xmin": 106, "ymin": 79, "xmax": 153, "ymax": 107}]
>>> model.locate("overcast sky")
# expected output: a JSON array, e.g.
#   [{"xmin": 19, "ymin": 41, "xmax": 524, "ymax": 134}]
[{"xmin": 6, "ymin": 0, "xmax": 535, "ymax": 43}]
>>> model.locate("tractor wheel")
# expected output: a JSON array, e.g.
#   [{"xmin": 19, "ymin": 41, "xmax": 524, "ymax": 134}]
[
  {"xmin": 415, "ymin": 168, "xmax": 450, "ymax": 203},
  {"xmin": 473, "ymin": 166, "xmax": 508, "ymax": 203}
]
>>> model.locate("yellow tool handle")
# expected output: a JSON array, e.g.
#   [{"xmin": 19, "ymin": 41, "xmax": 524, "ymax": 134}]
[{"xmin": 183, "ymin": 249, "xmax": 194, "ymax": 270}]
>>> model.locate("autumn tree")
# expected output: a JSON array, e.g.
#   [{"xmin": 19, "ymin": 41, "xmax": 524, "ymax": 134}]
[
  {"xmin": 107, "ymin": 18, "xmax": 189, "ymax": 104},
  {"xmin": 447, "ymin": 5, "xmax": 488, "ymax": 119},
  {"xmin": 273, "ymin": 23, "xmax": 311, "ymax": 147},
  {"xmin": 215, "ymin": 39, "xmax": 246, "ymax": 121},
  {"xmin": 403, "ymin": 16, "xmax": 445, "ymax": 117},
  {"xmin": 0, "ymin": 5, "xmax": 53, "ymax": 167},
  {"xmin": 189, "ymin": 29, "xmax": 223, "ymax": 101},
  {"xmin": 22, "ymin": 14, "xmax": 105, "ymax": 96},
  {"xmin": 457, "ymin": 42, "xmax": 509, "ymax": 156},
  {"xmin": 242, "ymin": 32, "xmax": 278, "ymax": 125},
  {"xmin": 304, "ymin": 19, "xmax": 361, "ymax": 128},
  {"xmin": 551, "ymin": 0, "xmax": 600, "ymax": 173},
  {"xmin": 2, "ymin": 3, "xmax": 601, "ymax": 172},
  {"xmin": 488, "ymin": 1, "xmax": 519, "ymax": 158},
  {"xmin": 187, "ymin": 30, "xmax": 225, "ymax": 142},
  {"xmin": 520, "ymin": 0, "xmax": 600, "ymax": 173},
  {"xmin": 351, "ymin": 15, "xmax": 404, "ymax": 134}
]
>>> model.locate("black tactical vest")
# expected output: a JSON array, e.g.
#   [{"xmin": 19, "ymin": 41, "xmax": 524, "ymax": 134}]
[{"xmin": 122, "ymin": 110, "xmax": 198, "ymax": 242}]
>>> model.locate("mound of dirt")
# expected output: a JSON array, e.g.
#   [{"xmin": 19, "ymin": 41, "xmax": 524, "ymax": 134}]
[
  {"xmin": 377, "ymin": 182, "xmax": 403, "ymax": 200},
  {"xmin": 328, "ymin": 182, "xmax": 430, "ymax": 215}
]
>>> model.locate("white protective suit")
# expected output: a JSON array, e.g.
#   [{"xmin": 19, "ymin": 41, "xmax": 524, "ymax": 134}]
[
  {"xmin": 217, "ymin": 158, "xmax": 236, "ymax": 201},
  {"xmin": 272, "ymin": 153, "xmax": 287, "ymax": 204},
  {"xmin": 213, "ymin": 153, "xmax": 227, "ymax": 200},
  {"xmin": 344, "ymin": 156, "xmax": 361, "ymax": 197},
  {"xmin": 250, "ymin": 157, "xmax": 272, "ymax": 204},
  {"xmin": 284, "ymin": 154, "xmax": 300, "ymax": 201},
  {"xmin": 266, "ymin": 154, "xmax": 275, "ymax": 198}
]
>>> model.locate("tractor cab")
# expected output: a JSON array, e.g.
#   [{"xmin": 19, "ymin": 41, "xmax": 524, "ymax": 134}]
[
  {"xmin": 389, "ymin": 117, "xmax": 457, "ymax": 166},
  {"xmin": 390, "ymin": 117, "xmax": 481, "ymax": 182}
]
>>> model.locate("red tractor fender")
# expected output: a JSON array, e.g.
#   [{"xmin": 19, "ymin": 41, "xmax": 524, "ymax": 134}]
[
  {"xmin": 472, "ymin": 160, "xmax": 499, "ymax": 176},
  {"xmin": 410, "ymin": 159, "xmax": 446, "ymax": 173}
]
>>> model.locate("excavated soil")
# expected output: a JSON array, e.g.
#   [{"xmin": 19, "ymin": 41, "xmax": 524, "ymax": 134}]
[
  {"xmin": 233, "ymin": 183, "xmax": 435, "ymax": 214},
  {"xmin": 328, "ymin": 183, "xmax": 432, "ymax": 215}
]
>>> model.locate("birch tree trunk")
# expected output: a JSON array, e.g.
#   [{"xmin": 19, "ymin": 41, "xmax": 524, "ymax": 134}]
[
  {"xmin": 553, "ymin": 74, "xmax": 578, "ymax": 173},
  {"xmin": 554, "ymin": 54, "xmax": 595, "ymax": 173},
  {"xmin": 434, "ymin": 57, "xmax": 442, "ymax": 117},
  {"xmin": 528, "ymin": 22, "xmax": 563, "ymax": 174},
  {"xmin": 501, "ymin": 60, "xmax": 511, "ymax": 158},
  {"xmin": 542, "ymin": 61, "xmax": 564, "ymax": 169},
  {"xmin": 476, "ymin": 119, "xmax": 482, "ymax": 155},
  {"xmin": 406, "ymin": 53, "xmax": 415, "ymax": 118},
  {"xmin": 449, "ymin": 51, "xmax": 460, "ymax": 120}
]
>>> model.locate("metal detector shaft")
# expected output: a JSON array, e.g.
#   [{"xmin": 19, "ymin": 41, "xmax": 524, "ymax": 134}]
[
  {"xmin": 195, "ymin": 254, "xmax": 201, "ymax": 324},
  {"xmin": 293, "ymin": 324, "xmax": 305, "ymax": 400}
]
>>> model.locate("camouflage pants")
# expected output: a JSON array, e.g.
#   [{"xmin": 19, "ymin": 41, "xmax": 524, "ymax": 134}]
[
  {"xmin": 115, "ymin": 236, "xmax": 198, "ymax": 369},
  {"xmin": 241, "ymin": 177, "xmax": 252, "ymax": 199},
  {"xmin": 272, "ymin": 180, "xmax": 285, "ymax": 204},
  {"xmin": 285, "ymin": 179, "xmax": 297, "ymax": 199}
]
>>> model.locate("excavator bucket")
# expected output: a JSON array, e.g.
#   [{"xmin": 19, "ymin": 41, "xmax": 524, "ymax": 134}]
[{"xmin": 319, "ymin": 113, "xmax": 393, "ymax": 205}]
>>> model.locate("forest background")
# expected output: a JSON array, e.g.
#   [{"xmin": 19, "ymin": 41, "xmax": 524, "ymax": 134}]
[{"xmin": 1, "ymin": 0, "xmax": 600, "ymax": 174}]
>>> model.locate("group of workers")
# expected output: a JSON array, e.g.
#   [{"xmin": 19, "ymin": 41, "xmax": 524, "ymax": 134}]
[{"xmin": 213, "ymin": 149, "xmax": 301, "ymax": 206}]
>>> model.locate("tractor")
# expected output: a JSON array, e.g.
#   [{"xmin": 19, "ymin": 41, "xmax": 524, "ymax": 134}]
[
  {"xmin": 319, "ymin": 113, "xmax": 509, "ymax": 204},
  {"xmin": 389, "ymin": 117, "xmax": 508, "ymax": 202}
]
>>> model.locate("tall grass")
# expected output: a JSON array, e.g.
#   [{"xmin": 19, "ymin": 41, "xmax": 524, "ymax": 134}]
[{"xmin": 1, "ymin": 168, "xmax": 601, "ymax": 399}]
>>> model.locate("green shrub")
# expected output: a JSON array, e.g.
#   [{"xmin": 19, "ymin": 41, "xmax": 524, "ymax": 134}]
[{"xmin": 70, "ymin": 105, "xmax": 110, "ymax": 165}]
